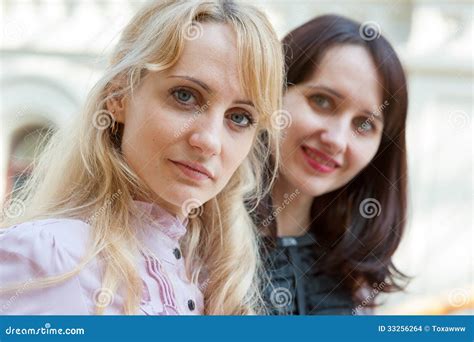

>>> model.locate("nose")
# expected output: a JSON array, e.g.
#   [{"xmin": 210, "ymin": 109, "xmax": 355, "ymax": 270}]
[
  {"xmin": 188, "ymin": 111, "xmax": 222, "ymax": 156},
  {"xmin": 319, "ymin": 119, "xmax": 349, "ymax": 155}
]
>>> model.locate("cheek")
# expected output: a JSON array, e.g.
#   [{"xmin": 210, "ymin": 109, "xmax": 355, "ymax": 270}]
[
  {"xmin": 148, "ymin": 104, "xmax": 186, "ymax": 136},
  {"xmin": 218, "ymin": 136, "xmax": 253, "ymax": 184},
  {"xmin": 131, "ymin": 102, "xmax": 189, "ymax": 143},
  {"xmin": 122, "ymin": 116, "xmax": 157, "ymax": 156},
  {"xmin": 282, "ymin": 111, "xmax": 319, "ymax": 156},
  {"xmin": 347, "ymin": 139, "xmax": 380, "ymax": 175},
  {"xmin": 120, "ymin": 105, "xmax": 183, "ymax": 173}
]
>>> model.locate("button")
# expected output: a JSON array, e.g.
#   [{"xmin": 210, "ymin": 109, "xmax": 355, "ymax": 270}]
[
  {"xmin": 187, "ymin": 299, "xmax": 195, "ymax": 311},
  {"xmin": 173, "ymin": 248, "xmax": 181, "ymax": 260}
]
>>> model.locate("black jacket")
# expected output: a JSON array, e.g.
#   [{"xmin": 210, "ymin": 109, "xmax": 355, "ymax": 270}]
[{"xmin": 262, "ymin": 232, "xmax": 354, "ymax": 315}]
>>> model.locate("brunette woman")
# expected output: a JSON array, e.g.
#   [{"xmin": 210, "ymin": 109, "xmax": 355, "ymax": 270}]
[{"xmin": 258, "ymin": 14, "xmax": 409, "ymax": 315}]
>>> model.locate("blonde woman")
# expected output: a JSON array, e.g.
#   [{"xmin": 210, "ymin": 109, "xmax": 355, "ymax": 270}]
[{"xmin": 0, "ymin": 0, "xmax": 283, "ymax": 315}]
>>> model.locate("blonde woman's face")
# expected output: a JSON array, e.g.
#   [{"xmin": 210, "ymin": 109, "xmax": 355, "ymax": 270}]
[
  {"xmin": 280, "ymin": 45, "xmax": 384, "ymax": 197},
  {"xmin": 117, "ymin": 23, "xmax": 258, "ymax": 218}
]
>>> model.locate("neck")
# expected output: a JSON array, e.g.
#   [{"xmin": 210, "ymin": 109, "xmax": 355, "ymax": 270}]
[
  {"xmin": 134, "ymin": 194, "xmax": 187, "ymax": 224},
  {"xmin": 272, "ymin": 176, "xmax": 313, "ymax": 237}
]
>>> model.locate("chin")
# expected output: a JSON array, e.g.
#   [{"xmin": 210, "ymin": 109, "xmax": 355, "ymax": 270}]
[
  {"xmin": 304, "ymin": 186, "xmax": 328, "ymax": 198},
  {"xmin": 294, "ymin": 176, "xmax": 333, "ymax": 197}
]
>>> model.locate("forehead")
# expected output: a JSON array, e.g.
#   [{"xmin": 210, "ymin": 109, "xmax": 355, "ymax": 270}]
[
  {"xmin": 308, "ymin": 44, "xmax": 383, "ymax": 111},
  {"xmin": 164, "ymin": 22, "xmax": 244, "ymax": 99}
]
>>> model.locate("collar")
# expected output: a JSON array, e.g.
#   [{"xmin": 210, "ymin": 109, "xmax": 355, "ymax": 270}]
[
  {"xmin": 132, "ymin": 200, "xmax": 189, "ymax": 242},
  {"xmin": 276, "ymin": 231, "xmax": 317, "ymax": 248}
]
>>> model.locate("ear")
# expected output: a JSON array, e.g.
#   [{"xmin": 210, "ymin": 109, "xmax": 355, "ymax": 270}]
[{"xmin": 105, "ymin": 94, "xmax": 127, "ymax": 124}]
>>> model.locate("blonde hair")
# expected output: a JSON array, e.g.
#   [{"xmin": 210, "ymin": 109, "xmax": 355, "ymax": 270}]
[{"xmin": 1, "ymin": 0, "xmax": 283, "ymax": 315}]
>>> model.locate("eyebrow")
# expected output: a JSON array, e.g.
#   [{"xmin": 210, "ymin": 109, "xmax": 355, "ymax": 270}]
[
  {"xmin": 304, "ymin": 84, "xmax": 344, "ymax": 99},
  {"xmin": 304, "ymin": 84, "xmax": 384, "ymax": 123},
  {"xmin": 168, "ymin": 75, "xmax": 256, "ymax": 108},
  {"xmin": 168, "ymin": 75, "xmax": 213, "ymax": 94},
  {"xmin": 234, "ymin": 100, "xmax": 255, "ymax": 108}
]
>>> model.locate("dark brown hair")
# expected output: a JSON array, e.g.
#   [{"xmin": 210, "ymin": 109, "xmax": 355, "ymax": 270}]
[{"xmin": 273, "ymin": 14, "xmax": 408, "ymax": 305}]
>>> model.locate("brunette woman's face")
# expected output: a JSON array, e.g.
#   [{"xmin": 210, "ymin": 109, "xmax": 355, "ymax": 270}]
[
  {"xmin": 280, "ymin": 44, "xmax": 384, "ymax": 197},
  {"xmin": 113, "ymin": 23, "xmax": 259, "ymax": 218}
]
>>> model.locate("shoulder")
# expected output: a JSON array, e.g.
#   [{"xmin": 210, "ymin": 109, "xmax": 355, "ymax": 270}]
[
  {"xmin": 0, "ymin": 218, "xmax": 92, "ymax": 273},
  {"xmin": 1, "ymin": 217, "xmax": 90, "ymax": 240},
  {"xmin": 0, "ymin": 219, "xmax": 95, "ymax": 314}
]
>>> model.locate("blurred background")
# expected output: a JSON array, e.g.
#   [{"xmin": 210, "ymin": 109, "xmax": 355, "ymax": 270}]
[{"xmin": 0, "ymin": 0, "xmax": 472, "ymax": 315}]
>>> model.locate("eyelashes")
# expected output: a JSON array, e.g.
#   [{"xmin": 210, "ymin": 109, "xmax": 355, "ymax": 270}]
[{"xmin": 169, "ymin": 86, "xmax": 256, "ymax": 130}]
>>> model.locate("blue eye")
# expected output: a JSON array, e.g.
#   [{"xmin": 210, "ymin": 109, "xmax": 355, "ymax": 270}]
[
  {"xmin": 229, "ymin": 112, "xmax": 254, "ymax": 128},
  {"xmin": 173, "ymin": 88, "xmax": 196, "ymax": 105}
]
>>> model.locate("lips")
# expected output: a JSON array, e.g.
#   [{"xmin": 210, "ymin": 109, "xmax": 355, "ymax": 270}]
[
  {"xmin": 170, "ymin": 159, "xmax": 214, "ymax": 180},
  {"xmin": 301, "ymin": 145, "xmax": 341, "ymax": 173}
]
